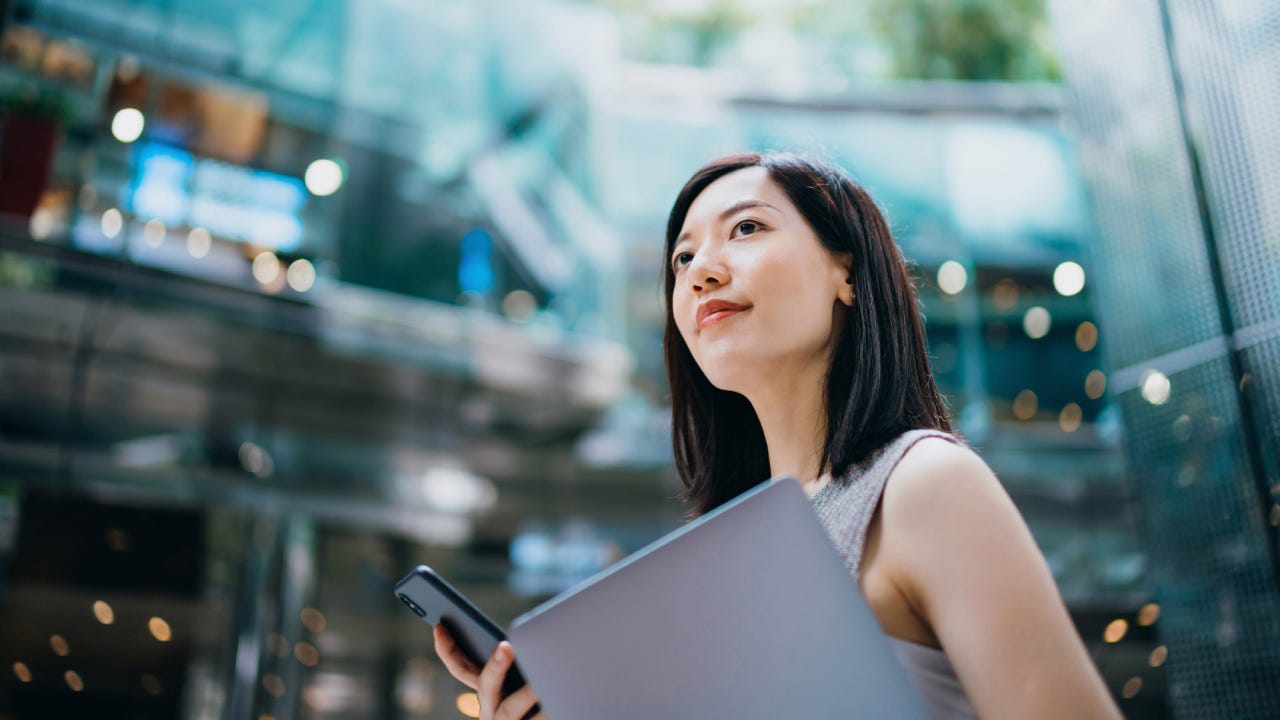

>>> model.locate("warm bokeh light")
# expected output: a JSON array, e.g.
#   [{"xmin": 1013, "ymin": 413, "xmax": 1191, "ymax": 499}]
[
  {"xmin": 1138, "ymin": 603, "xmax": 1160, "ymax": 626},
  {"xmin": 502, "ymin": 290, "xmax": 537, "ymax": 322},
  {"xmin": 141, "ymin": 673, "xmax": 162, "ymax": 696},
  {"xmin": 267, "ymin": 633, "xmax": 291, "ymax": 658},
  {"xmin": 1022, "ymin": 306, "xmax": 1051, "ymax": 339},
  {"xmin": 262, "ymin": 673, "xmax": 286, "ymax": 698},
  {"xmin": 457, "ymin": 692, "xmax": 481, "ymax": 718},
  {"xmin": 65, "ymin": 670, "xmax": 84, "ymax": 692},
  {"xmin": 295, "ymin": 641, "xmax": 320, "ymax": 667},
  {"xmin": 148, "ymin": 616, "xmax": 172, "ymax": 642},
  {"xmin": 1104, "ymin": 618, "xmax": 1128, "ymax": 643},
  {"xmin": 111, "ymin": 108, "xmax": 145, "ymax": 143},
  {"xmin": 1053, "ymin": 261, "xmax": 1086, "ymax": 296},
  {"xmin": 30, "ymin": 207, "xmax": 55, "ymax": 240},
  {"xmin": 301, "ymin": 607, "xmax": 327, "ymax": 633},
  {"xmin": 13, "ymin": 662, "xmax": 31, "ymax": 683},
  {"xmin": 992, "ymin": 278, "xmax": 1019, "ymax": 311},
  {"xmin": 101, "ymin": 208, "xmax": 123, "ymax": 238},
  {"xmin": 1085, "ymin": 370, "xmax": 1107, "ymax": 400},
  {"xmin": 187, "ymin": 227, "xmax": 212, "ymax": 259},
  {"xmin": 143, "ymin": 219, "xmax": 166, "ymax": 247},
  {"xmin": 937, "ymin": 260, "xmax": 967, "ymax": 295},
  {"xmin": 252, "ymin": 252, "xmax": 281, "ymax": 285},
  {"xmin": 50, "ymin": 634, "xmax": 69, "ymax": 656},
  {"xmin": 1075, "ymin": 321, "xmax": 1098, "ymax": 352},
  {"xmin": 1013, "ymin": 389, "xmax": 1038, "ymax": 421},
  {"xmin": 1122, "ymin": 676, "xmax": 1143, "ymax": 699},
  {"xmin": 1058, "ymin": 403, "xmax": 1082, "ymax": 433},
  {"xmin": 1141, "ymin": 370, "xmax": 1172, "ymax": 405},
  {"xmin": 1150, "ymin": 645, "xmax": 1168, "ymax": 667},
  {"xmin": 287, "ymin": 259, "xmax": 317, "ymax": 292},
  {"xmin": 93, "ymin": 600, "xmax": 115, "ymax": 624},
  {"xmin": 305, "ymin": 158, "xmax": 344, "ymax": 196}
]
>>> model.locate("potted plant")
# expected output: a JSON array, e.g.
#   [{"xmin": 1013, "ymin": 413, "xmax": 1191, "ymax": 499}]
[{"xmin": 0, "ymin": 85, "xmax": 73, "ymax": 219}]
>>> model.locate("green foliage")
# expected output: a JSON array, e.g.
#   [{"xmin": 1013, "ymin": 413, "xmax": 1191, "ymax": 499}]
[{"xmin": 867, "ymin": 0, "xmax": 1060, "ymax": 81}]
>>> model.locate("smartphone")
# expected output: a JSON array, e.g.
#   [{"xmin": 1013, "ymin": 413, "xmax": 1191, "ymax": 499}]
[{"xmin": 395, "ymin": 565, "xmax": 527, "ymax": 698}]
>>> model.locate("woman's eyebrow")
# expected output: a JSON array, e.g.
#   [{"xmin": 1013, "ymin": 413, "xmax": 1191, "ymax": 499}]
[{"xmin": 676, "ymin": 199, "xmax": 781, "ymax": 245}]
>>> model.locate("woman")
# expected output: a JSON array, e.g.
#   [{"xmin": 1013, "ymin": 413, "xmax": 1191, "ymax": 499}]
[{"xmin": 435, "ymin": 152, "xmax": 1122, "ymax": 719}]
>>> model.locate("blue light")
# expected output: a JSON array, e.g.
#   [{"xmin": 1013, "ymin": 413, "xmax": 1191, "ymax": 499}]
[
  {"xmin": 459, "ymin": 228, "xmax": 495, "ymax": 294},
  {"xmin": 129, "ymin": 143, "xmax": 192, "ymax": 225}
]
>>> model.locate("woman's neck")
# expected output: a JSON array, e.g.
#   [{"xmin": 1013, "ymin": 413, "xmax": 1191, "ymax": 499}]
[{"xmin": 744, "ymin": 358, "xmax": 830, "ymax": 492}]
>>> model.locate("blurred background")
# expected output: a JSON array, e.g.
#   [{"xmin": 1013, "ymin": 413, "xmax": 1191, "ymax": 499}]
[{"xmin": 0, "ymin": 0, "xmax": 1276, "ymax": 718}]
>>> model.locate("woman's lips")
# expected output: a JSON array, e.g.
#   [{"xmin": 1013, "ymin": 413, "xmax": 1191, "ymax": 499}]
[{"xmin": 697, "ymin": 301, "xmax": 750, "ymax": 329}]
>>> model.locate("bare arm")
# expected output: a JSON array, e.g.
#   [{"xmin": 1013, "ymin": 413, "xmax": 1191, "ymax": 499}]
[{"xmin": 879, "ymin": 439, "xmax": 1121, "ymax": 720}]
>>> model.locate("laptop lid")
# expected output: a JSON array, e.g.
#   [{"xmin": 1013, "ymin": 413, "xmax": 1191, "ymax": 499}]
[{"xmin": 508, "ymin": 477, "xmax": 929, "ymax": 720}]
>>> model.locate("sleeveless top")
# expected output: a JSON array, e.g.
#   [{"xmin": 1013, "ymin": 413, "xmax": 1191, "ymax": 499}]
[{"xmin": 810, "ymin": 428, "xmax": 978, "ymax": 720}]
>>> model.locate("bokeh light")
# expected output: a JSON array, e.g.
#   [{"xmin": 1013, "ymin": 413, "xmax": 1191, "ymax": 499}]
[
  {"xmin": 93, "ymin": 600, "xmax": 114, "ymax": 625},
  {"xmin": 1138, "ymin": 603, "xmax": 1160, "ymax": 626},
  {"xmin": 12, "ymin": 662, "xmax": 31, "ymax": 683},
  {"xmin": 1085, "ymin": 370, "xmax": 1107, "ymax": 400},
  {"xmin": 1023, "ymin": 306, "xmax": 1051, "ymax": 339},
  {"xmin": 301, "ymin": 607, "xmax": 327, "ymax": 633},
  {"xmin": 1058, "ymin": 403, "xmax": 1082, "ymax": 433},
  {"xmin": 65, "ymin": 670, "xmax": 84, "ymax": 692},
  {"xmin": 1053, "ymin": 261, "xmax": 1086, "ymax": 296},
  {"xmin": 252, "ymin": 252, "xmax": 281, "ymax": 285},
  {"xmin": 148, "ymin": 616, "xmax": 172, "ymax": 642},
  {"xmin": 287, "ymin": 259, "xmax": 316, "ymax": 292},
  {"xmin": 1013, "ymin": 390, "xmax": 1038, "ymax": 420},
  {"xmin": 305, "ymin": 159, "xmax": 345, "ymax": 196},
  {"xmin": 294, "ymin": 641, "xmax": 320, "ymax": 667},
  {"xmin": 1141, "ymin": 370, "xmax": 1171, "ymax": 405},
  {"xmin": 1075, "ymin": 321, "xmax": 1098, "ymax": 352},
  {"xmin": 1104, "ymin": 618, "xmax": 1128, "ymax": 643},
  {"xmin": 111, "ymin": 108, "xmax": 145, "ymax": 143},
  {"xmin": 937, "ymin": 261, "xmax": 967, "ymax": 295},
  {"xmin": 187, "ymin": 227, "xmax": 212, "ymax": 259},
  {"xmin": 456, "ymin": 692, "xmax": 481, "ymax": 718},
  {"xmin": 101, "ymin": 208, "xmax": 123, "ymax": 238},
  {"xmin": 143, "ymin": 219, "xmax": 166, "ymax": 247}
]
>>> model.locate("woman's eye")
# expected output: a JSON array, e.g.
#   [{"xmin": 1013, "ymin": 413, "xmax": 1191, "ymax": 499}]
[
  {"xmin": 734, "ymin": 220, "xmax": 760, "ymax": 236},
  {"xmin": 672, "ymin": 252, "xmax": 693, "ymax": 270}
]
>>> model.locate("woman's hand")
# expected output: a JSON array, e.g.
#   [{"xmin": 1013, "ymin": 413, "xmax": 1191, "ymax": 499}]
[{"xmin": 433, "ymin": 623, "xmax": 547, "ymax": 720}]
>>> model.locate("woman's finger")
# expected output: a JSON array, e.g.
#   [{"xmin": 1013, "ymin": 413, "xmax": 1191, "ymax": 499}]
[
  {"xmin": 433, "ymin": 624, "xmax": 480, "ymax": 689},
  {"xmin": 493, "ymin": 683, "xmax": 541, "ymax": 720},
  {"xmin": 477, "ymin": 641, "xmax": 514, "ymax": 719}
]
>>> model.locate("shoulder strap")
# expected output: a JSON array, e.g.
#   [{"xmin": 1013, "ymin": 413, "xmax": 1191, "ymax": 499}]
[{"xmin": 812, "ymin": 429, "xmax": 963, "ymax": 579}]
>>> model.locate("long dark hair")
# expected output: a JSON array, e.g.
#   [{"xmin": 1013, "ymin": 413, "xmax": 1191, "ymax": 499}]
[{"xmin": 663, "ymin": 152, "xmax": 954, "ymax": 516}]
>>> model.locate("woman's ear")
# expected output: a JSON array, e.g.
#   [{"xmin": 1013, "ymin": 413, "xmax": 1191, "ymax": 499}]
[{"xmin": 838, "ymin": 277, "xmax": 855, "ymax": 307}]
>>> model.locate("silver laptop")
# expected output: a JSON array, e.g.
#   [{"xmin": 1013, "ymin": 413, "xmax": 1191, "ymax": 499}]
[{"xmin": 509, "ymin": 477, "xmax": 929, "ymax": 719}]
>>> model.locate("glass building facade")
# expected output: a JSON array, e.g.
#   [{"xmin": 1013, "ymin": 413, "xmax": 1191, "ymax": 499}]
[
  {"xmin": 1049, "ymin": 0, "xmax": 1280, "ymax": 717},
  {"xmin": 2, "ymin": 0, "xmax": 1274, "ymax": 717}
]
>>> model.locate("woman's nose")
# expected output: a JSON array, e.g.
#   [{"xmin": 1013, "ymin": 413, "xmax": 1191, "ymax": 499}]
[{"xmin": 688, "ymin": 254, "xmax": 726, "ymax": 293}]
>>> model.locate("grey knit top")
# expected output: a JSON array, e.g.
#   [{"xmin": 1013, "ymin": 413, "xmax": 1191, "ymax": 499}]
[{"xmin": 811, "ymin": 428, "xmax": 978, "ymax": 720}]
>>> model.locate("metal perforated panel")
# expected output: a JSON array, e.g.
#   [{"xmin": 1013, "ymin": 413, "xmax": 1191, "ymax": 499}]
[
  {"xmin": 1049, "ymin": 0, "xmax": 1280, "ymax": 716},
  {"xmin": 1116, "ymin": 358, "xmax": 1280, "ymax": 717},
  {"xmin": 1047, "ymin": 0, "xmax": 1225, "ymax": 373},
  {"xmin": 1165, "ymin": 1, "xmax": 1280, "ymax": 333}
]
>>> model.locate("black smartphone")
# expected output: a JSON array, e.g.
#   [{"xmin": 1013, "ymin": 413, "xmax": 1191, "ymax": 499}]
[{"xmin": 395, "ymin": 565, "xmax": 527, "ymax": 698}]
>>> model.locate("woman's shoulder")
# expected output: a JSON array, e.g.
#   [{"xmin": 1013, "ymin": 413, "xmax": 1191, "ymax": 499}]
[{"xmin": 878, "ymin": 435, "xmax": 1012, "ymax": 549}]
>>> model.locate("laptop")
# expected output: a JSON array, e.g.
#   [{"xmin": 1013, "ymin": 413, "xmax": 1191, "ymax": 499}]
[{"xmin": 508, "ymin": 476, "xmax": 929, "ymax": 719}]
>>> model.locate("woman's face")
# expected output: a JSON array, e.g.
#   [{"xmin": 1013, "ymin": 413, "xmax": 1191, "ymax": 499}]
[{"xmin": 671, "ymin": 166, "xmax": 853, "ymax": 394}]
